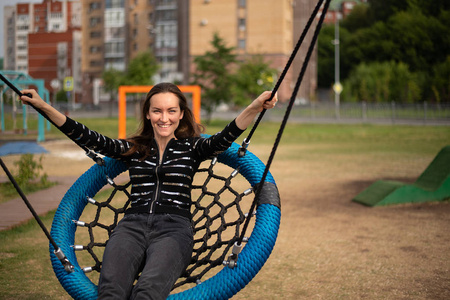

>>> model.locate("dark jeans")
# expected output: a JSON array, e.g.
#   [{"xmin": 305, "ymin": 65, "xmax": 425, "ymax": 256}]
[{"xmin": 97, "ymin": 213, "xmax": 194, "ymax": 300}]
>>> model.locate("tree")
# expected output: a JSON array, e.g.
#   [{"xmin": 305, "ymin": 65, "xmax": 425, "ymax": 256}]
[
  {"xmin": 343, "ymin": 61, "xmax": 420, "ymax": 103},
  {"xmin": 102, "ymin": 51, "xmax": 158, "ymax": 116},
  {"xmin": 191, "ymin": 33, "xmax": 236, "ymax": 123},
  {"xmin": 318, "ymin": 1, "xmax": 450, "ymax": 102},
  {"xmin": 232, "ymin": 55, "xmax": 277, "ymax": 107},
  {"xmin": 122, "ymin": 50, "xmax": 159, "ymax": 86},
  {"xmin": 102, "ymin": 68, "xmax": 124, "ymax": 117}
]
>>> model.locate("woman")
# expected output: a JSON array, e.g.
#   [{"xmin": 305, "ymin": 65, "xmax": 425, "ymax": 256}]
[{"xmin": 21, "ymin": 83, "xmax": 277, "ymax": 300}]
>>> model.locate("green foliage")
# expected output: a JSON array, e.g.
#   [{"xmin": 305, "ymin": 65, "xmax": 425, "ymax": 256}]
[
  {"xmin": 102, "ymin": 50, "xmax": 159, "ymax": 95},
  {"xmin": 102, "ymin": 68, "xmax": 125, "ymax": 95},
  {"xmin": 192, "ymin": 32, "xmax": 237, "ymax": 122},
  {"xmin": 192, "ymin": 33, "xmax": 277, "ymax": 119},
  {"xmin": 13, "ymin": 154, "xmax": 47, "ymax": 186},
  {"xmin": 430, "ymin": 56, "xmax": 450, "ymax": 103},
  {"xmin": 55, "ymin": 89, "xmax": 68, "ymax": 103},
  {"xmin": 0, "ymin": 154, "xmax": 55, "ymax": 204},
  {"xmin": 318, "ymin": 1, "xmax": 450, "ymax": 102},
  {"xmin": 343, "ymin": 61, "xmax": 420, "ymax": 103},
  {"xmin": 122, "ymin": 50, "xmax": 159, "ymax": 86},
  {"xmin": 232, "ymin": 55, "xmax": 277, "ymax": 107}
]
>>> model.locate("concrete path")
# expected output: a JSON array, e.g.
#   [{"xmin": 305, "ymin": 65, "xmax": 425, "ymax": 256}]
[
  {"xmin": 0, "ymin": 176, "xmax": 77, "ymax": 231},
  {"xmin": 0, "ymin": 173, "xmax": 128, "ymax": 231}
]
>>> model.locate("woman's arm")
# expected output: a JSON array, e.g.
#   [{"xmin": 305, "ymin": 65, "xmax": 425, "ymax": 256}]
[
  {"xmin": 20, "ymin": 89, "xmax": 131, "ymax": 159},
  {"xmin": 20, "ymin": 89, "xmax": 66, "ymax": 127},
  {"xmin": 235, "ymin": 91, "xmax": 278, "ymax": 130},
  {"xmin": 194, "ymin": 91, "xmax": 278, "ymax": 159}
]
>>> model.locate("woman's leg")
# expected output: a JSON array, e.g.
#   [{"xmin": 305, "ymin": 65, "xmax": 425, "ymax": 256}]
[
  {"xmin": 130, "ymin": 214, "xmax": 193, "ymax": 300},
  {"xmin": 97, "ymin": 214, "xmax": 148, "ymax": 300}
]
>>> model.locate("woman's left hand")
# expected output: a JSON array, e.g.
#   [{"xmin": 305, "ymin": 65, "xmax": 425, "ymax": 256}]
[
  {"xmin": 235, "ymin": 91, "xmax": 278, "ymax": 130},
  {"xmin": 249, "ymin": 91, "xmax": 278, "ymax": 113}
]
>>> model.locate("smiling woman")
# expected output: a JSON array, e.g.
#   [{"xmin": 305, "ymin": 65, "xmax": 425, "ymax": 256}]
[{"xmin": 19, "ymin": 82, "xmax": 278, "ymax": 299}]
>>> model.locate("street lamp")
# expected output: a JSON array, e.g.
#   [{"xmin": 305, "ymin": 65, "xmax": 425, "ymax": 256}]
[{"xmin": 332, "ymin": 13, "xmax": 342, "ymax": 120}]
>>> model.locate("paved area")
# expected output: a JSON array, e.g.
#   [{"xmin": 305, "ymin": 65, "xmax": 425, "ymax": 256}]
[
  {"xmin": 0, "ymin": 173, "xmax": 128, "ymax": 231},
  {"xmin": 0, "ymin": 176, "xmax": 77, "ymax": 231}
]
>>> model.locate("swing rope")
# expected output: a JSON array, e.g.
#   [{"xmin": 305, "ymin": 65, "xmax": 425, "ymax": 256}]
[
  {"xmin": 0, "ymin": 73, "xmax": 75, "ymax": 273},
  {"xmin": 236, "ymin": 0, "xmax": 331, "ymax": 249},
  {"xmin": 238, "ymin": 0, "xmax": 328, "ymax": 157}
]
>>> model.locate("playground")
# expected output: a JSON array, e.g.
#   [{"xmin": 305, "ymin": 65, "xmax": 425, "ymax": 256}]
[{"xmin": 0, "ymin": 120, "xmax": 449, "ymax": 299}]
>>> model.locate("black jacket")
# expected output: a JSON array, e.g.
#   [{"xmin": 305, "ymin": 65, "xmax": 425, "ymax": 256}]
[{"xmin": 59, "ymin": 117, "xmax": 244, "ymax": 219}]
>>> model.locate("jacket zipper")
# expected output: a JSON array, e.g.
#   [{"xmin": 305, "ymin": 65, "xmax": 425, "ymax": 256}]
[{"xmin": 149, "ymin": 139, "xmax": 173, "ymax": 213}]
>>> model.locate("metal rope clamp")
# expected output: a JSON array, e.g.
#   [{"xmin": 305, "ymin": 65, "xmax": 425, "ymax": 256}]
[
  {"xmin": 54, "ymin": 247, "xmax": 75, "ymax": 273},
  {"xmin": 85, "ymin": 150, "xmax": 105, "ymax": 166},
  {"xmin": 223, "ymin": 242, "xmax": 243, "ymax": 268},
  {"xmin": 238, "ymin": 139, "xmax": 250, "ymax": 157}
]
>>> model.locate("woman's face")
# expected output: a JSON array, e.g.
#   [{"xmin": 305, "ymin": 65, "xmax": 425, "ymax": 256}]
[{"xmin": 147, "ymin": 92, "xmax": 184, "ymax": 141}]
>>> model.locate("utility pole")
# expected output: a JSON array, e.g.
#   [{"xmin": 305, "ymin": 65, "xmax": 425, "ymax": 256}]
[{"xmin": 332, "ymin": 13, "xmax": 342, "ymax": 120}]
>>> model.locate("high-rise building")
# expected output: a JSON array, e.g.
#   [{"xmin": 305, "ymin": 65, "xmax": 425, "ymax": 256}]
[
  {"xmin": 3, "ymin": 0, "xmax": 82, "ymax": 100},
  {"xmin": 3, "ymin": 0, "xmax": 333, "ymax": 105},
  {"xmin": 81, "ymin": 0, "xmax": 153, "ymax": 104},
  {"xmin": 190, "ymin": 0, "xmax": 295, "ymax": 100}
]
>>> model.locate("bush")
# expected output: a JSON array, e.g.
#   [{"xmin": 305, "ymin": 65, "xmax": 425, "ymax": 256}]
[{"xmin": 0, "ymin": 154, "xmax": 54, "ymax": 203}]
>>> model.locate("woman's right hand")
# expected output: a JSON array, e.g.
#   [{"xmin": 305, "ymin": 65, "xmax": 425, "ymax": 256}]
[
  {"xmin": 20, "ymin": 88, "xmax": 67, "ymax": 127},
  {"xmin": 20, "ymin": 89, "xmax": 45, "ymax": 109}
]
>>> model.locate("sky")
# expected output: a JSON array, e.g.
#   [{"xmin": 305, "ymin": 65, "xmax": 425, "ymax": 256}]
[{"xmin": 0, "ymin": 0, "xmax": 42, "ymax": 58}]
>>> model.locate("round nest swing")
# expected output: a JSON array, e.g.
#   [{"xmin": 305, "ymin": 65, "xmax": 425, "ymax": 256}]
[{"xmin": 49, "ymin": 140, "xmax": 281, "ymax": 300}]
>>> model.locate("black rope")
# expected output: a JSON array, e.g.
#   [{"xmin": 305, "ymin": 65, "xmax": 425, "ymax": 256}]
[
  {"xmin": 238, "ymin": 0, "xmax": 327, "ymax": 156},
  {"xmin": 0, "ymin": 158, "xmax": 74, "ymax": 272},
  {"xmin": 0, "ymin": 73, "xmax": 75, "ymax": 273},
  {"xmin": 236, "ymin": 0, "xmax": 332, "ymax": 247}
]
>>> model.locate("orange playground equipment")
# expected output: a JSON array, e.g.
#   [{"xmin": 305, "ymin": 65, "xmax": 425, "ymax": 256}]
[{"xmin": 118, "ymin": 85, "xmax": 201, "ymax": 139}]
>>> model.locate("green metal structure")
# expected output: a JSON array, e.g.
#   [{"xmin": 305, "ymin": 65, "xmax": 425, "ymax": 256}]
[
  {"xmin": 353, "ymin": 145, "xmax": 450, "ymax": 206},
  {"xmin": 0, "ymin": 70, "xmax": 50, "ymax": 142}
]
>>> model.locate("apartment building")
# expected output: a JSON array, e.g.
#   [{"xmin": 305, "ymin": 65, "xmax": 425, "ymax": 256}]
[
  {"xmin": 3, "ymin": 0, "xmax": 336, "ymax": 105},
  {"xmin": 190, "ymin": 0, "xmax": 296, "ymax": 100},
  {"xmin": 3, "ymin": 0, "xmax": 82, "ymax": 99}
]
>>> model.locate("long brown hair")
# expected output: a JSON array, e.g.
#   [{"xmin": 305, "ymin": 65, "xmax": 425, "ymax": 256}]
[{"xmin": 125, "ymin": 82, "xmax": 204, "ymax": 157}]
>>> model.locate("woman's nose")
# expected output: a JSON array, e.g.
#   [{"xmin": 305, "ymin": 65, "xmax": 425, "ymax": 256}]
[{"xmin": 161, "ymin": 112, "xmax": 168, "ymax": 122}]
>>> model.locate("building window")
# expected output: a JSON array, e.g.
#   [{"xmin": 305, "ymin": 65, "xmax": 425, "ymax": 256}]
[
  {"xmin": 89, "ymin": 2, "xmax": 102, "ymax": 12},
  {"xmin": 90, "ymin": 60, "xmax": 103, "ymax": 67},
  {"xmin": 105, "ymin": 0, "xmax": 125, "ymax": 9},
  {"xmin": 90, "ymin": 46, "xmax": 101, "ymax": 53},
  {"xmin": 239, "ymin": 18, "xmax": 246, "ymax": 30},
  {"xmin": 51, "ymin": 13, "xmax": 63, "ymax": 19},
  {"xmin": 90, "ymin": 17, "xmax": 102, "ymax": 27},
  {"xmin": 16, "ymin": 25, "xmax": 29, "ymax": 31},
  {"xmin": 238, "ymin": 39, "xmax": 246, "ymax": 49},
  {"xmin": 90, "ymin": 31, "xmax": 102, "ymax": 38}
]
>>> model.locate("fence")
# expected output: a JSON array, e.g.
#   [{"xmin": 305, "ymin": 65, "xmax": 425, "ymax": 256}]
[
  {"xmin": 264, "ymin": 101, "xmax": 450, "ymax": 125},
  {"xmin": 1, "ymin": 101, "xmax": 450, "ymax": 128}
]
